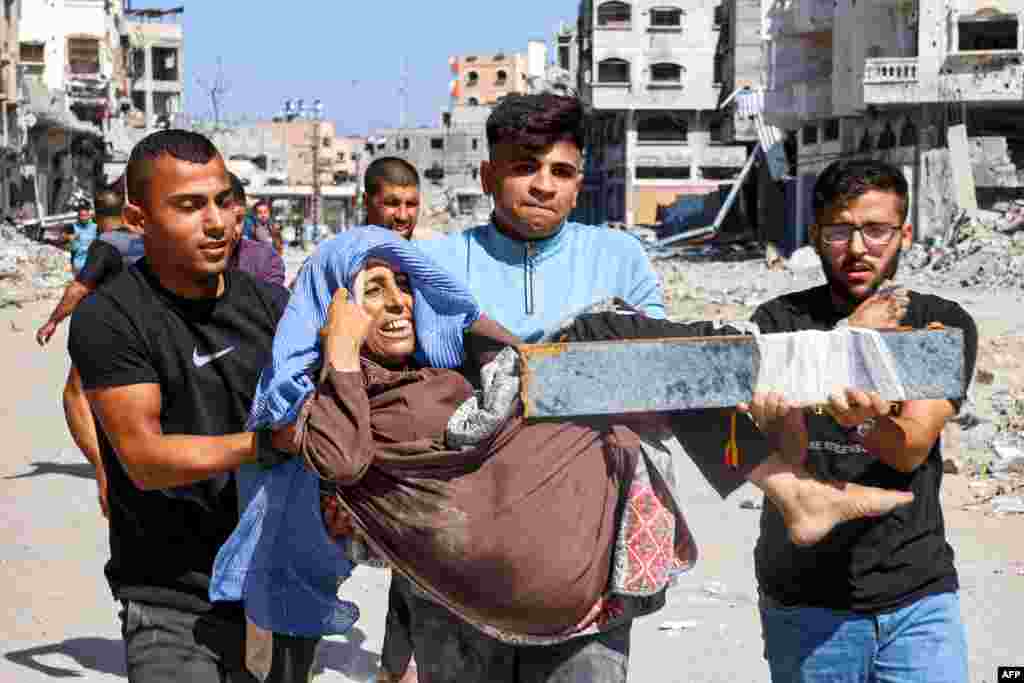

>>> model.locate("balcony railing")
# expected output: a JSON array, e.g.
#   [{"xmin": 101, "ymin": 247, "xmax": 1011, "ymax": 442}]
[{"xmin": 864, "ymin": 58, "xmax": 919, "ymax": 84}]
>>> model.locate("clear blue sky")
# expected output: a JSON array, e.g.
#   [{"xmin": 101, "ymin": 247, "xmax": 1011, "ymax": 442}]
[{"xmin": 141, "ymin": 0, "xmax": 580, "ymax": 135}]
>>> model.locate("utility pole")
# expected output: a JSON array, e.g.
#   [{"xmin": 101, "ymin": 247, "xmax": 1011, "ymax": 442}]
[
  {"xmin": 310, "ymin": 98, "xmax": 324, "ymax": 248},
  {"xmin": 399, "ymin": 57, "xmax": 409, "ymax": 129}
]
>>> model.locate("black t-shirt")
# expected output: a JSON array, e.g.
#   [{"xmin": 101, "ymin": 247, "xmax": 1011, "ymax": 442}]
[
  {"xmin": 68, "ymin": 260, "xmax": 288, "ymax": 613},
  {"xmin": 750, "ymin": 285, "xmax": 978, "ymax": 613},
  {"xmin": 76, "ymin": 229, "xmax": 145, "ymax": 287}
]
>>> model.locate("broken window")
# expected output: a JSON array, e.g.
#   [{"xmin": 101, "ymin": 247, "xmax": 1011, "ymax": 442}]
[
  {"xmin": 823, "ymin": 118, "xmax": 840, "ymax": 142},
  {"xmin": 598, "ymin": 58, "xmax": 630, "ymax": 83},
  {"xmin": 67, "ymin": 37, "xmax": 100, "ymax": 75},
  {"xmin": 19, "ymin": 42, "xmax": 44, "ymax": 64},
  {"xmin": 559, "ymin": 45, "xmax": 571, "ymax": 70},
  {"xmin": 650, "ymin": 7, "xmax": 683, "ymax": 28},
  {"xmin": 153, "ymin": 92, "xmax": 180, "ymax": 117},
  {"xmin": 431, "ymin": 138, "xmax": 444, "ymax": 150},
  {"xmin": 496, "ymin": 70, "xmax": 508, "ymax": 86},
  {"xmin": 802, "ymin": 124, "xmax": 819, "ymax": 145},
  {"xmin": 650, "ymin": 62, "xmax": 682, "ymax": 85},
  {"xmin": 597, "ymin": 1, "xmax": 631, "ymax": 27},
  {"xmin": 151, "ymin": 46, "xmax": 179, "ymax": 81},
  {"xmin": 466, "ymin": 71, "xmax": 479, "ymax": 87},
  {"xmin": 958, "ymin": 14, "xmax": 1018, "ymax": 51},
  {"xmin": 637, "ymin": 113, "xmax": 687, "ymax": 142}
]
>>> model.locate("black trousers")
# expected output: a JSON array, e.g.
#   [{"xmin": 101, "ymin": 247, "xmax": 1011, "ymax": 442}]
[{"xmin": 119, "ymin": 601, "xmax": 319, "ymax": 683}]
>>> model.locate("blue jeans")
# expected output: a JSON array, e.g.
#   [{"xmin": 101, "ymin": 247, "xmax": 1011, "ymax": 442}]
[{"xmin": 760, "ymin": 592, "xmax": 968, "ymax": 683}]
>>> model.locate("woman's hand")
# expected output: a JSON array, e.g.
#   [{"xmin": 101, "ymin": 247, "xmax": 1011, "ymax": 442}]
[
  {"xmin": 321, "ymin": 287, "xmax": 371, "ymax": 372},
  {"xmin": 321, "ymin": 494, "xmax": 354, "ymax": 539}
]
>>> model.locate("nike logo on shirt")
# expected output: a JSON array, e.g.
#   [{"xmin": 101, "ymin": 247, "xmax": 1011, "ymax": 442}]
[{"xmin": 193, "ymin": 346, "xmax": 235, "ymax": 368}]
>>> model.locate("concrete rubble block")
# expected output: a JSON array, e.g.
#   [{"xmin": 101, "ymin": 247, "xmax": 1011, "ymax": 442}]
[{"xmin": 519, "ymin": 328, "xmax": 965, "ymax": 419}]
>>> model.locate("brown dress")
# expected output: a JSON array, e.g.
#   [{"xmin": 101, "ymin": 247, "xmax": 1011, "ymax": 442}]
[{"xmin": 295, "ymin": 360, "xmax": 638, "ymax": 637}]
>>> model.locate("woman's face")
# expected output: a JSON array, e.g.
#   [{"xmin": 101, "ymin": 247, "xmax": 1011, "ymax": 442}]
[{"xmin": 359, "ymin": 259, "xmax": 415, "ymax": 366}]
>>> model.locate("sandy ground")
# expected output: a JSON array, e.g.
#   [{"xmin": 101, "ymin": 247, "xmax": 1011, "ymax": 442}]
[{"xmin": 1, "ymin": 283, "xmax": 1023, "ymax": 683}]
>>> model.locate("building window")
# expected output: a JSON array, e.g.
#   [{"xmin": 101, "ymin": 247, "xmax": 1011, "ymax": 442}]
[
  {"xmin": 649, "ymin": 62, "xmax": 682, "ymax": 85},
  {"xmin": 468, "ymin": 97, "xmax": 480, "ymax": 106},
  {"xmin": 67, "ymin": 37, "xmax": 100, "ymax": 75},
  {"xmin": 151, "ymin": 46, "xmax": 179, "ymax": 81},
  {"xmin": 709, "ymin": 119, "xmax": 724, "ymax": 142},
  {"xmin": 465, "ymin": 55, "xmax": 477, "ymax": 63},
  {"xmin": 19, "ymin": 42, "xmax": 44, "ymax": 64},
  {"xmin": 823, "ymin": 118, "xmax": 840, "ymax": 142},
  {"xmin": 402, "ymin": 138, "xmax": 411, "ymax": 151},
  {"xmin": 494, "ymin": 52, "xmax": 507, "ymax": 61},
  {"xmin": 637, "ymin": 113, "xmax": 687, "ymax": 142},
  {"xmin": 598, "ymin": 58, "xmax": 630, "ymax": 84},
  {"xmin": 496, "ymin": 69, "xmax": 508, "ymax": 86},
  {"xmin": 431, "ymin": 137, "xmax": 444, "ymax": 150},
  {"xmin": 337, "ymin": 152, "xmax": 346, "ymax": 162},
  {"xmin": 958, "ymin": 14, "xmax": 1018, "ymax": 51},
  {"xmin": 597, "ymin": 1, "xmax": 632, "ymax": 27},
  {"xmin": 802, "ymin": 124, "xmax": 819, "ymax": 145},
  {"xmin": 472, "ymin": 138, "xmax": 479, "ymax": 151},
  {"xmin": 466, "ymin": 71, "xmax": 479, "ymax": 87},
  {"xmin": 131, "ymin": 48, "xmax": 145, "ymax": 78},
  {"xmin": 899, "ymin": 119, "xmax": 917, "ymax": 146},
  {"xmin": 322, "ymin": 137, "xmax": 332, "ymax": 148},
  {"xmin": 559, "ymin": 45, "xmax": 571, "ymax": 70},
  {"xmin": 650, "ymin": 7, "xmax": 683, "ymax": 28}
]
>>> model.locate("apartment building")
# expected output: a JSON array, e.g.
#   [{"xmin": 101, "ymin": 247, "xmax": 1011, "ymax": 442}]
[
  {"xmin": 574, "ymin": 0, "xmax": 750, "ymax": 226},
  {"xmin": 452, "ymin": 51, "xmax": 529, "ymax": 106},
  {"xmin": 123, "ymin": 6, "xmax": 184, "ymax": 129},
  {"xmin": 368, "ymin": 104, "xmax": 491, "ymax": 215}
]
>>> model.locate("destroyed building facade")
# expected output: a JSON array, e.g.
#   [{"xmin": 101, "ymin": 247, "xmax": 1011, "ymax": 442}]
[{"xmin": 764, "ymin": 0, "xmax": 1024, "ymax": 242}]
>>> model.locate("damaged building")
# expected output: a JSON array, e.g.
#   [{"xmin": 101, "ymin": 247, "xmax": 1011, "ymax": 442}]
[
  {"xmin": 764, "ymin": 0, "xmax": 1024, "ymax": 243},
  {"xmin": 571, "ymin": 0, "xmax": 758, "ymax": 228}
]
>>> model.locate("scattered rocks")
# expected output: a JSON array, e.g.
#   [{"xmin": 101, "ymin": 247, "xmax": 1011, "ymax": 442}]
[{"xmin": 0, "ymin": 227, "xmax": 72, "ymax": 308}]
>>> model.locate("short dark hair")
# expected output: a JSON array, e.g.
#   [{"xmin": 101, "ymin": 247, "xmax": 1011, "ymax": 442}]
[
  {"xmin": 229, "ymin": 172, "xmax": 246, "ymax": 203},
  {"xmin": 813, "ymin": 159, "xmax": 909, "ymax": 222},
  {"xmin": 486, "ymin": 94, "xmax": 587, "ymax": 151},
  {"xmin": 94, "ymin": 182, "xmax": 125, "ymax": 218},
  {"xmin": 126, "ymin": 129, "xmax": 221, "ymax": 207},
  {"xmin": 364, "ymin": 157, "xmax": 419, "ymax": 197},
  {"xmin": 253, "ymin": 199, "xmax": 271, "ymax": 211}
]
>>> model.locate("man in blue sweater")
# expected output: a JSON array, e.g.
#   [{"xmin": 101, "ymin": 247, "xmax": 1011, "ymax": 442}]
[{"xmin": 417, "ymin": 94, "xmax": 663, "ymax": 342}]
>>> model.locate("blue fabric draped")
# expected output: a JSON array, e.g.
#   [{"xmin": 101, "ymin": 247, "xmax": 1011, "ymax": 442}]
[{"xmin": 210, "ymin": 227, "xmax": 481, "ymax": 637}]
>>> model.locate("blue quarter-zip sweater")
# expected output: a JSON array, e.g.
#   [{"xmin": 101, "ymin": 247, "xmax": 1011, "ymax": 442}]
[{"xmin": 417, "ymin": 221, "xmax": 665, "ymax": 341}]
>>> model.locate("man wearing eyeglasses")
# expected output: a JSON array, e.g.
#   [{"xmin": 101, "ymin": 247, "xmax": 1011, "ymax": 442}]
[{"xmin": 747, "ymin": 159, "xmax": 977, "ymax": 683}]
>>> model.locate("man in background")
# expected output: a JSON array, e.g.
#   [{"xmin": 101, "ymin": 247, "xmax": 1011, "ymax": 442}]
[{"xmin": 363, "ymin": 157, "xmax": 439, "ymax": 241}]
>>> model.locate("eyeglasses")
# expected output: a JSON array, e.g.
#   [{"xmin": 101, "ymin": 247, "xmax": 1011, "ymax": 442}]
[{"xmin": 818, "ymin": 223, "xmax": 902, "ymax": 247}]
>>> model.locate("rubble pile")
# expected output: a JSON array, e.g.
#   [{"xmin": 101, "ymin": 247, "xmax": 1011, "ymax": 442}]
[
  {"xmin": 0, "ymin": 225, "xmax": 71, "ymax": 308},
  {"xmin": 900, "ymin": 206, "xmax": 1024, "ymax": 292}
]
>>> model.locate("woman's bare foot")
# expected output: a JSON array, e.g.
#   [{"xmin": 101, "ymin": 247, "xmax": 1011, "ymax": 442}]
[{"xmin": 749, "ymin": 455, "xmax": 914, "ymax": 546}]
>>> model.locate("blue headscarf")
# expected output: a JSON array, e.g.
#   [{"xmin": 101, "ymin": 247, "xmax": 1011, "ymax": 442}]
[
  {"xmin": 247, "ymin": 227, "xmax": 481, "ymax": 430},
  {"xmin": 211, "ymin": 227, "xmax": 481, "ymax": 637}
]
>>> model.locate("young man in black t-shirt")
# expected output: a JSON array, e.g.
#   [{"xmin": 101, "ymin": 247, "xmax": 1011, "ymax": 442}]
[
  {"xmin": 746, "ymin": 159, "xmax": 978, "ymax": 683},
  {"xmin": 68, "ymin": 130, "xmax": 317, "ymax": 683}
]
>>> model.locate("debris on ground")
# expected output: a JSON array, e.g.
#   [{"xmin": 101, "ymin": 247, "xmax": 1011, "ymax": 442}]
[{"xmin": 0, "ymin": 225, "xmax": 72, "ymax": 308}]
